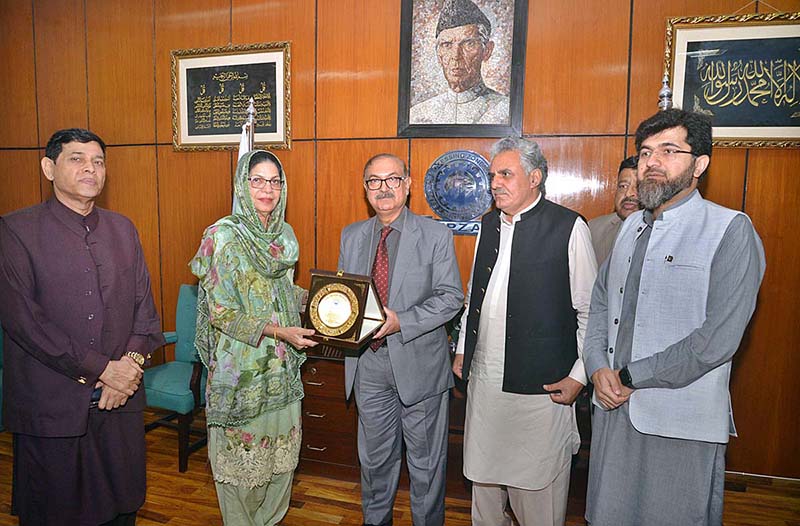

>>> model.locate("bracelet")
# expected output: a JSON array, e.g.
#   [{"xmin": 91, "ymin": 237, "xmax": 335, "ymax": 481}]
[
  {"xmin": 125, "ymin": 351, "xmax": 145, "ymax": 367},
  {"xmin": 273, "ymin": 327, "xmax": 279, "ymax": 342}
]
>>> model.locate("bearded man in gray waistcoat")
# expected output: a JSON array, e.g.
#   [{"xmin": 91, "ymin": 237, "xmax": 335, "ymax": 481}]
[{"xmin": 583, "ymin": 109, "xmax": 766, "ymax": 526}]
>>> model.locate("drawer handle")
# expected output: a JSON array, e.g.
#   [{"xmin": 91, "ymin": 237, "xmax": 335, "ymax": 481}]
[
  {"xmin": 306, "ymin": 444, "xmax": 328, "ymax": 452},
  {"xmin": 305, "ymin": 412, "xmax": 326, "ymax": 419},
  {"xmin": 305, "ymin": 380, "xmax": 325, "ymax": 387}
]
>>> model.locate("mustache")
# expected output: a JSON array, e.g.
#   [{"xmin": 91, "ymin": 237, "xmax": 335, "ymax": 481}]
[
  {"xmin": 375, "ymin": 190, "xmax": 395, "ymax": 199},
  {"xmin": 642, "ymin": 168, "xmax": 666, "ymax": 178},
  {"xmin": 621, "ymin": 197, "xmax": 638, "ymax": 206},
  {"xmin": 492, "ymin": 188, "xmax": 508, "ymax": 196}
]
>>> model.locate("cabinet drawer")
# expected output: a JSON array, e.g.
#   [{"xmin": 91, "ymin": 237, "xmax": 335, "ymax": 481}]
[
  {"xmin": 302, "ymin": 358, "xmax": 345, "ymax": 399},
  {"xmin": 301, "ymin": 428, "xmax": 358, "ymax": 466},
  {"xmin": 302, "ymin": 395, "xmax": 357, "ymax": 434}
]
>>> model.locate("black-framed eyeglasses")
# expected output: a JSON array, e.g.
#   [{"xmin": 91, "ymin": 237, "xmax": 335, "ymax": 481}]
[
  {"xmin": 248, "ymin": 176, "xmax": 284, "ymax": 190},
  {"xmin": 637, "ymin": 147, "xmax": 696, "ymax": 163},
  {"xmin": 364, "ymin": 176, "xmax": 407, "ymax": 191}
]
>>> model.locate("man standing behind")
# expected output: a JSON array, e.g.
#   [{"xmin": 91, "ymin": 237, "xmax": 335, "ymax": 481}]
[
  {"xmin": 453, "ymin": 137, "xmax": 597, "ymax": 526},
  {"xmin": 410, "ymin": 0, "xmax": 509, "ymax": 125},
  {"xmin": 0, "ymin": 129, "xmax": 165, "ymax": 526},
  {"xmin": 337, "ymin": 153, "xmax": 463, "ymax": 526},
  {"xmin": 588, "ymin": 156, "xmax": 639, "ymax": 265},
  {"xmin": 583, "ymin": 109, "xmax": 765, "ymax": 526}
]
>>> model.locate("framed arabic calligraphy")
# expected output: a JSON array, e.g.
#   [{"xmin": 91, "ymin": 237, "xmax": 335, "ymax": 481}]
[
  {"xmin": 171, "ymin": 42, "xmax": 291, "ymax": 151},
  {"xmin": 665, "ymin": 12, "xmax": 800, "ymax": 148}
]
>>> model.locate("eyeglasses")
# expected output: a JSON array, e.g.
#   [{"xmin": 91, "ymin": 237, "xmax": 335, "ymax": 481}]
[
  {"xmin": 637, "ymin": 147, "xmax": 696, "ymax": 163},
  {"xmin": 364, "ymin": 176, "xmax": 407, "ymax": 191},
  {"xmin": 248, "ymin": 176, "xmax": 284, "ymax": 190}
]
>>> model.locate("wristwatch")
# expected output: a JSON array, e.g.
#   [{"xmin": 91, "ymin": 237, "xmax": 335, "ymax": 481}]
[
  {"xmin": 125, "ymin": 351, "xmax": 146, "ymax": 367},
  {"xmin": 619, "ymin": 366, "xmax": 635, "ymax": 389}
]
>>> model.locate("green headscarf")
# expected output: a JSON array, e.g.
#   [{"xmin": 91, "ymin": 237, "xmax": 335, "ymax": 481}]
[{"xmin": 192, "ymin": 150, "xmax": 300, "ymax": 374}]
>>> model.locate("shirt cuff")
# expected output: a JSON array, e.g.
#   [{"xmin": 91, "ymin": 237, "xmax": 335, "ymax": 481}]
[
  {"xmin": 79, "ymin": 350, "xmax": 110, "ymax": 383},
  {"xmin": 583, "ymin": 351, "xmax": 610, "ymax": 383},
  {"xmin": 626, "ymin": 358, "xmax": 656, "ymax": 389},
  {"xmin": 568, "ymin": 359, "xmax": 587, "ymax": 385}
]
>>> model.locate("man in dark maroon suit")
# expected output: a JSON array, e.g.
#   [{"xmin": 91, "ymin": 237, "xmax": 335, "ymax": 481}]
[{"xmin": 0, "ymin": 128, "xmax": 165, "ymax": 526}]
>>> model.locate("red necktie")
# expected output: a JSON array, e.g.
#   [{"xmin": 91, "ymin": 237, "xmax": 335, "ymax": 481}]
[{"xmin": 370, "ymin": 226, "xmax": 392, "ymax": 351}]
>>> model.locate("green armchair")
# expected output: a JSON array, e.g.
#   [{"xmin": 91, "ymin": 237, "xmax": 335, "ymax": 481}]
[{"xmin": 143, "ymin": 284, "xmax": 207, "ymax": 472}]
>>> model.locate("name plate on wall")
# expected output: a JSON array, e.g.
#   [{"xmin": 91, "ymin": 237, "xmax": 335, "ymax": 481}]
[{"xmin": 424, "ymin": 150, "xmax": 493, "ymax": 235}]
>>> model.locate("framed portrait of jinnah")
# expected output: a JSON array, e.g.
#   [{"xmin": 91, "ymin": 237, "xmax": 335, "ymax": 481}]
[{"xmin": 398, "ymin": 0, "xmax": 528, "ymax": 137}]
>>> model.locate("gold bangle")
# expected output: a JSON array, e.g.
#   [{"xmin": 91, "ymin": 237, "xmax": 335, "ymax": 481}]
[{"xmin": 273, "ymin": 327, "xmax": 278, "ymax": 341}]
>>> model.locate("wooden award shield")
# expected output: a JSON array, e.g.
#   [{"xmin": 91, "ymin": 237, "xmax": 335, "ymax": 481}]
[{"xmin": 302, "ymin": 269, "xmax": 385, "ymax": 356}]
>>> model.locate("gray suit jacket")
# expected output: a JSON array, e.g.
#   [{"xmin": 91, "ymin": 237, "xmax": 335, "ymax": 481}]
[{"xmin": 337, "ymin": 209, "xmax": 463, "ymax": 406}]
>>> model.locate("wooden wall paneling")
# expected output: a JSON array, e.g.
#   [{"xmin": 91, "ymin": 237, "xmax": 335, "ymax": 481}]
[
  {"xmin": 154, "ymin": 0, "xmax": 231, "ymax": 144},
  {"xmin": 534, "ymin": 136, "xmax": 627, "ymax": 220},
  {"xmin": 0, "ymin": 1, "xmax": 38, "ymax": 147},
  {"xmin": 316, "ymin": 139, "xmax": 408, "ymax": 271},
  {"xmin": 628, "ymin": 0, "xmax": 753, "ymax": 132},
  {"xmin": 726, "ymin": 148, "xmax": 800, "ymax": 479},
  {"xmin": 317, "ymin": 0, "xmax": 402, "ymax": 139},
  {"xmin": 410, "ymin": 138, "xmax": 496, "ymax": 291},
  {"xmin": 157, "ymin": 147, "xmax": 231, "ymax": 337},
  {"xmin": 86, "ymin": 0, "xmax": 155, "ymax": 145},
  {"xmin": 232, "ymin": 0, "xmax": 316, "ymax": 140},
  {"xmin": 33, "ymin": 0, "xmax": 88, "ymax": 140},
  {"xmin": 0, "ymin": 150, "xmax": 42, "ymax": 216},
  {"xmin": 697, "ymin": 148, "xmax": 746, "ymax": 211},
  {"xmin": 95, "ymin": 146, "xmax": 163, "ymax": 324},
  {"xmin": 756, "ymin": 0, "xmax": 800, "ymax": 12},
  {"xmin": 275, "ymin": 141, "xmax": 316, "ymax": 289},
  {"xmin": 523, "ymin": 0, "xmax": 630, "ymax": 135}
]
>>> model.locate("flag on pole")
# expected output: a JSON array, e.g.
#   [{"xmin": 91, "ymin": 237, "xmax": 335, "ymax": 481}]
[
  {"xmin": 233, "ymin": 123, "xmax": 250, "ymax": 212},
  {"xmin": 238, "ymin": 122, "xmax": 250, "ymax": 160}
]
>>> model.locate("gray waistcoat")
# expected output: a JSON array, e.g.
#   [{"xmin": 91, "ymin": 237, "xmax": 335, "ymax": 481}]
[{"xmin": 607, "ymin": 192, "xmax": 740, "ymax": 443}]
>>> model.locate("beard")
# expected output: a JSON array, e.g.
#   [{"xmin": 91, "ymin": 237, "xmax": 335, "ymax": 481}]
[{"xmin": 638, "ymin": 163, "xmax": 694, "ymax": 211}]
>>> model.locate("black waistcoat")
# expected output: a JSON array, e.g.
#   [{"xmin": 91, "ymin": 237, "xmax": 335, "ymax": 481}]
[{"xmin": 462, "ymin": 199, "xmax": 580, "ymax": 394}]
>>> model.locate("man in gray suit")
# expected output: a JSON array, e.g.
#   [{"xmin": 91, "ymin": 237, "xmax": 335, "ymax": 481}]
[{"xmin": 337, "ymin": 153, "xmax": 464, "ymax": 526}]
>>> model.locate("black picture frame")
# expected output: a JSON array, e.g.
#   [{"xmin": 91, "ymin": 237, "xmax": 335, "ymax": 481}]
[{"xmin": 397, "ymin": 0, "xmax": 528, "ymax": 138}]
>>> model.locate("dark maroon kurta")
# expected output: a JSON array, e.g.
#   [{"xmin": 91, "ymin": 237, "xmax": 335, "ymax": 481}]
[{"xmin": 0, "ymin": 197, "xmax": 165, "ymax": 525}]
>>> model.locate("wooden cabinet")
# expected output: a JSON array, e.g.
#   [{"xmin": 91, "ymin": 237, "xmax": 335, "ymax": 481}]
[
  {"xmin": 298, "ymin": 355, "xmax": 470, "ymax": 496},
  {"xmin": 299, "ymin": 357, "xmax": 359, "ymax": 472}
]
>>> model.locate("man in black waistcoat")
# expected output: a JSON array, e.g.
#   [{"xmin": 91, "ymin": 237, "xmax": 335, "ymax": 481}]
[{"xmin": 452, "ymin": 137, "xmax": 598, "ymax": 526}]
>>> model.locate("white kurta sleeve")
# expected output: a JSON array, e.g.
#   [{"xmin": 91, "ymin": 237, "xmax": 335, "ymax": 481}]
[{"xmin": 567, "ymin": 218, "xmax": 598, "ymax": 385}]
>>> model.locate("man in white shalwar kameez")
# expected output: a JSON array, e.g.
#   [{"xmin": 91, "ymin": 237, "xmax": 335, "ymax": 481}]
[{"xmin": 453, "ymin": 137, "xmax": 597, "ymax": 526}]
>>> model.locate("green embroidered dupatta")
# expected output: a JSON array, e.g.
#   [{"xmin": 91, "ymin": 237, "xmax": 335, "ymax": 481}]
[{"xmin": 191, "ymin": 150, "xmax": 306, "ymax": 427}]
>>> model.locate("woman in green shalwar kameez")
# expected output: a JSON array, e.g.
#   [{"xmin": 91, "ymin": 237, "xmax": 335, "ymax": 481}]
[{"xmin": 190, "ymin": 150, "xmax": 317, "ymax": 525}]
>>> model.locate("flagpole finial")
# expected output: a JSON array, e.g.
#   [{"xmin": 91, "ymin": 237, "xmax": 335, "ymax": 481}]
[
  {"xmin": 658, "ymin": 76, "xmax": 673, "ymax": 111},
  {"xmin": 246, "ymin": 97, "xmax": 256, "ymax": 150}
]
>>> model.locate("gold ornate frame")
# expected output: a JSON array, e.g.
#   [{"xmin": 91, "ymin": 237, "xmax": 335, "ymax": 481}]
[
  {"xmin": 308, "ymin": 283, "xmax": 360, "ymax": 337},
  {"xmin": 665, "ymin": 12, "xmax": 800, "ymax": 148},
  {"xmin": 171, "ymin": 42, "xmax": 291, "ymax": 151}
]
